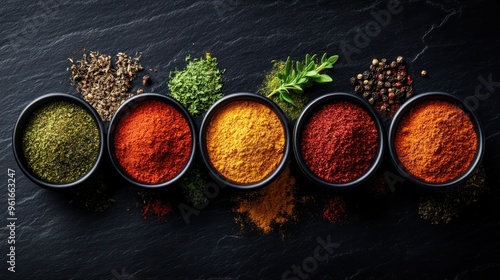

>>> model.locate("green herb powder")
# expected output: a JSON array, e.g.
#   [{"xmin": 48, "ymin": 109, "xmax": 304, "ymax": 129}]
[{"xmin": 22, "ymin": 101, "xmax": 100, "ymax": 183}]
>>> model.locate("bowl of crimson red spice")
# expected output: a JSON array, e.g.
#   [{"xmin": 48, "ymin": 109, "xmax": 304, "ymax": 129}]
[
  {"xmin": 388, "ymin": 92, "xmax": 485, "ymax": 189},
  {"xmin": 107, "ymin": 93, "xmax": 197, "ymax": 188},
  {"xmin": 293, "ymin": 92, "xmax": 385, "ymax": 189},
  {"xmin": 13, "ymin": 93, "xmax": 105, "ymax": 189},
  {"xmin": 199, "ymin": 92, "xmax": 291, "ymax": 190}
]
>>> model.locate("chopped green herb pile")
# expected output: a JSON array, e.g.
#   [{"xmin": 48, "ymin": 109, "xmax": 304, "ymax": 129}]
[
  {"xmin": 22, "ymin": 101, "xmax": 100, "ymax": 183},
  {"xmin": 168, "ymin": 53, "xmax": 224, "ymax": 115}
]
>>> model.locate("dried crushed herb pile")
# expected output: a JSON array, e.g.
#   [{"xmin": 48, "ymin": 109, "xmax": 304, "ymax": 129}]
[
  {"xmin": 234, "ymin": 166, "xmax": 296, "ymax": 234},
  {"xmin": 418, "ymin": 164, "xmax": 487, "ymax": 225},
  {"xmin": 350, "ymin": 56, "xmax": 414, "ymax": 117},
  {"xmin": 168, "ymin": 53, "xmax": 224, "ymax": 115},
  {"xmin": 68, "ymin": 51, "xmax": 144, "ymax": 121}
]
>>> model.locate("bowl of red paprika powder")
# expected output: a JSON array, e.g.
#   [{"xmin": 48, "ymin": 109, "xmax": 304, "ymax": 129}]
[
  {"xmin": 107, "ymin": 93, "xmax": 197, "ymax": 188},
  {"xmin": 388, "ymin": 92, "xmax": 485, "ymax": 189},
  {"xmin": 293, "ymin": 92, "xmax": 385, "ymax": 189},
  {"xmin": 12, "ymin": 93, "xmax": 105, "ymax": 189},
  {"xmin": 199, "ymin": 92, "xmax": 291, "ymax": 190}
]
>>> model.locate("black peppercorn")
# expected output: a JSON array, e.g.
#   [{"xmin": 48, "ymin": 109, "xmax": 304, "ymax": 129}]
[
  {"xmin": 363, "ymin": 71, "xmax": 371, "ymax": 80},
  {"xmin": 350, "ymin": 77, "xmax": 356, "ymax": 85}
]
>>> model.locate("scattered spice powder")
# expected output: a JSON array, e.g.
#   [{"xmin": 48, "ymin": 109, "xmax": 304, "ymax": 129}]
[
  {"xmin": 418, "ymin": 164, "xmax": 487, "ymax": 225},
  {"xmin": 395, "ymin": 100, "xmax": 477, "ymax": 183},
  {"xmin": 323, "ymin": 197, "xmax": 348, "ymax": 223},
  {"xmin": 66, "ymin": 173, "xmax": 116, "ymax": 212},
  {"xmin": 114, "ymin": 100, "xmax": 192, "ymax": 184},
  {"xmin": 22, "ymin": 101, "xmax": 100, "ymax": 183},
  {"xmin": 137, "ymin": 190, "xmax": 173, "ymax": 220},
  {"xmin": 300, "ymin": 101, "xmax": 378, "ymax": 183},
  {"xmin": 206, "ymin": 100, "xmax": 285, "ymax": 184},
  {"xmin": 68, "ymin": 51, "xmax": 144, "ymax": 121},
  {"xmin": 142, "ymin": 200, "xmax": 173, "ymax": 220},
  {"xmin": 234, "ymin": 166, "xmax": 296, "ymax": 234}
]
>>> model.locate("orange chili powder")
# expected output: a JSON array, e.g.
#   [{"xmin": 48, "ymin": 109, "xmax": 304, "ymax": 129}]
[
  {"xmin": 114, "ymin": 100, "xmax": 192, "ymax": 184},
  {"xmin": 395, "ymin": 100, "xmax": 477, "ymax": 183}
]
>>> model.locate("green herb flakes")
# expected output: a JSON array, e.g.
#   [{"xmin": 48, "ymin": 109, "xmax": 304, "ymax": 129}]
[
  {"xmin": 180, "ymin": 163, "xmax": 208, "ymax": 207},
  {"xmin": 22, "ymin": 101, "xmax": 100, "ymax": 183},
  {"xmin": 168, "ymin": 53, "xmax": 224, "ymax": 115}
]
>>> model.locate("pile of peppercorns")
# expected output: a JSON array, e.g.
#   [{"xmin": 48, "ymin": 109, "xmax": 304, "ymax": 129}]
[{"xmin": 350, "ymin": 56, "xmax": 414, "ymax": 116}]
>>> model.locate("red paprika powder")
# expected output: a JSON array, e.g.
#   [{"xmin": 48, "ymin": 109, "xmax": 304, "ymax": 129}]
[
  {"xmin": 300, "ymin": 101, "xmax": 378, "ymax": 183},
  {"xmin": 114, "ymin": 100, "xmax": 192, "ymax": 184}
]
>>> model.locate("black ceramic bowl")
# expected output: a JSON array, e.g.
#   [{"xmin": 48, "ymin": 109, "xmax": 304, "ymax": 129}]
[
  {"xmin": 107, "ymin": 93, "xmax": 196, "ymax": 189},
  {"xmin": 388, "ymin": 91, "xmax": 485, "ymax": 189},
  {"xmin": 12, "ymin": 93, "xmax": 105, "ymax": 189},
  {"xmin": 199, "ymin": 92, "xmax": 291, "ymax": 190},
  {"xmin": 293, "ymin": 92, "xmax": 385, "ymax": 189}
]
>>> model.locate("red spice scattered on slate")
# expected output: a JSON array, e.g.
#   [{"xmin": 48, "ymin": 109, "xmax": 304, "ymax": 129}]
[
  {"xmin": 114, "ymin": 100, "xmax": 192, "ymax": 184},
  {"xmin": 300, "ymin": 101, "xmax": 378, "ymax": 183},
  {"xmin": 142, "ymin": 199, "xmax": 173, "ymax": 220},
  {"xmin": 323, "ymin": 197, "xmax": 347, "ymax": 223}
]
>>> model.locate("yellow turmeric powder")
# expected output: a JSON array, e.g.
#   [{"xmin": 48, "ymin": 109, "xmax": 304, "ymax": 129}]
[
  {"xmin": 206, "ymin": 100, "xmax": 285, "ymax": 184},
  {"xmin": 234, "ymin": 165, "xmax": 296, "ymax": 234}
]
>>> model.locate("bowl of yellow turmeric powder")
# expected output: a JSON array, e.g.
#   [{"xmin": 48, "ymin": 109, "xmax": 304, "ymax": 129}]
[
  {"xmin": 388, "ymin": 92, "xmax": 485, "ymax": 188},
  {"xmin": 199, "ymin": 92, "xmax": 291, "ymax": 189}
]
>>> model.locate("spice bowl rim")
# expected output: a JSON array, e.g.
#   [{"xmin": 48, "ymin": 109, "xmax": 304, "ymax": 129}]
[
  {"xmin": 198, "ymin": 92, "xmax": 291, "ymax": 190},
  {"xmin": 12, "ymin": 92, "xmax": 105, "ymax": 189},
  {"xmin": 388, "ymin": 91, "xmax": 485, "ymax": 189},
  {"xmin": 107, "ymin": 92, "xmax": 197, "ymax": 189},
  {"xmin": 293, "ymin": 92, "xmax": 385, "ymax": 189}
]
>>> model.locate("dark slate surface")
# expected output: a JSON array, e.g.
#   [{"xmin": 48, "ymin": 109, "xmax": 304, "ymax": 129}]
[{"xmin": 1, "ymin": 0, "xmax": 500, "ymax": 279}]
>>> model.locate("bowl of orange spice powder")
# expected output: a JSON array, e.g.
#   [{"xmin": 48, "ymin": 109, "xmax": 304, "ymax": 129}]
[
  {"xmin": 107, "ymin": 93, "xmax": 196, "ymax": 188},
  {"xmin": 199, "ymin": 93, "xmax": 290, "ymax": 189},
  {"xmin": 388, "ymin": 92, "xmax": 485, "ymax": 188}
]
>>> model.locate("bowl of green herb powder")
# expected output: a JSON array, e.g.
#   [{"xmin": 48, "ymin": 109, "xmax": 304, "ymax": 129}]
[{"xmin": 13, "ymin": 93, "xmax": 104, "ymax": 189}]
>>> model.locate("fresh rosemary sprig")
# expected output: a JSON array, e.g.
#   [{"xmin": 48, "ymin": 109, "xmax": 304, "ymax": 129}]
[{"xmin": 267, "ymin": 53, "xmax": 338, "ymax": 105}]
